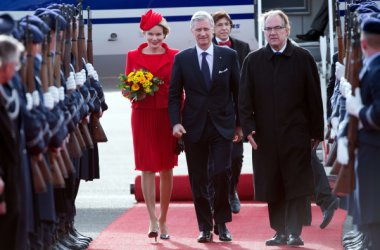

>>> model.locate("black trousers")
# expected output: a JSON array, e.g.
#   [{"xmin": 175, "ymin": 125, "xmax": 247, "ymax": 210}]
[
  {"xmin": 184, "ymin": 118, "xmax": 232, "ymax": 231},
  {"xmin": 311, "ymin": 0, "xmax": 328, "ymax": 33},
  {"xmin": 230, "ymin": 142, "xmax": 243, "ymax": 193},
  {"xmin": 310, "ymin": 150, "xmax": 336, "ymax": 211},
  {"xmin": 268, "ymin": 196, "xmax": 307, "ymax": 236}
]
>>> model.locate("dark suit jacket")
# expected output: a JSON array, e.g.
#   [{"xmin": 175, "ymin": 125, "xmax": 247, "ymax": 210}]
[
  {"xmin": 212, "ymin": 36, "xmax": 251, "ymax": 67},
  {"xmin": 168, "ymin": 45, "xmax": 240, "ymax": 143}
]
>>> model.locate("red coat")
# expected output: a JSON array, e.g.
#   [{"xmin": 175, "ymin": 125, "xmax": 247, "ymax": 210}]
[{"xmin": 125, "ymin": 42, "xmax": 179, "ymax": 109}]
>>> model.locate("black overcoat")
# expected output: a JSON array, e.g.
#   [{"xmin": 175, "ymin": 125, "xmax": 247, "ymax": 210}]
[{"xmin": 239, "ymin": 40, "xmax": 324, "ymax": 202}]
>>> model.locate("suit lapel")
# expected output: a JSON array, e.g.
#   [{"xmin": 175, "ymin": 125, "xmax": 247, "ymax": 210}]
[{"xmin": 212, "ymin": 46, "xmax": 223, "ymax": 83}]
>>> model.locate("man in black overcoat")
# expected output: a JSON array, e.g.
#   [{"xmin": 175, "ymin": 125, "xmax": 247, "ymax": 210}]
[{"xmin": 239, "ymin": 10, "xmax": 324, "ymax": 246}]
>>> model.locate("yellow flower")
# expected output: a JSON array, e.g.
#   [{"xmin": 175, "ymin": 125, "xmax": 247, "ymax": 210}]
[
  {"xmin": 131, "ymin": 83, "xmax": 140, "ymax": 91},
  {"xmin": 145, "ymin": 87, "xmax": 152, "ymax": 93},
  {"xmin": 145, "ymin": 72, "xmax": 153, "ymax": 81}
]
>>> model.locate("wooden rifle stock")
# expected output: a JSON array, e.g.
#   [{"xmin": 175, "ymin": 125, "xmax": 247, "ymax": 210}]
[
  {"xmin": 86, "ymin": 5, "xmax": 108, "ymax": 143},
  {"xmin": 30, "ymin": 157, "xmax": 47, "ymax": 193},
  {"xmin": 48, "ymin": 152, "xmax": 65, "ymax": 188},
  {"xmin": 90, "ymin": 115, "xmax": 108, "ymax": 142}
]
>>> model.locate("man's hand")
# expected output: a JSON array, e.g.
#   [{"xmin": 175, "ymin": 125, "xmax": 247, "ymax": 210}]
[
  {"xmin": 247, "ymin": 131, "xmax": 258, "ymax": 150},
  {"xmin": 337, "ymin": 136, "xmax": 349, "ymax": 165},
  {"xmin": 173, "ymin": 124, "xmax": 186, "ymax": 139},
  {"xmin": 346, "ymin": 88, "xmax": 364, "ymax": 118},
  {"xmin": 233, "ymin": 126, "xmax": 243, "ymax": 143},
  {"xmin": 311, "ymin": 139, "xmax": 320, "ymax": 151}
]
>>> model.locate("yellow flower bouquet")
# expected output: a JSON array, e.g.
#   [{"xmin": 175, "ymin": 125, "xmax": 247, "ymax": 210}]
[{"xmin": 118, "ymin": 68, "xmax": 163, "ymax": 101}]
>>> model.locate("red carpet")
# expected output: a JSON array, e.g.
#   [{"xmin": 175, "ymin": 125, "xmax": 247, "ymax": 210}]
[
  {"xmin": 134, "ymin": 173, "xmax": 254, "ymax": 202},
  {"xmin": 89, "ymin": 203, "xmax": 345, "ymax": 250}
]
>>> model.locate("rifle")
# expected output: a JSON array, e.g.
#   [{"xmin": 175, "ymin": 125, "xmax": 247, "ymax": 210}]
[
  {"xmin": 333, "ymin": 15, "xmax": 361, "ymax": 195},
  {"xmin": 70, "ymin": 10, "xmax": 91, "ymax": 150},
  {"xmin": 41, "ymin": 25, "xmax": 66, "ymax": 187},
  {"xmin": 25, "ymin": 18, "xmax": 47, "ymax": 193},
  {"xmin": 87, "ymin": 6, "xmax": 108, "ymax": 143},
  {"xmin": 53, "ymin": 21, "xmax": 76, "ymax": 175},
  {"xmin": 73, "ymin": 3, "xmax": 95, "ymax": 149}
]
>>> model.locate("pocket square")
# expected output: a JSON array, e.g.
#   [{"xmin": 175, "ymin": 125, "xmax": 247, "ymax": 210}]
[{"xmin": 218, "ymin": 68, "xmax": 228, "ymax": 74}]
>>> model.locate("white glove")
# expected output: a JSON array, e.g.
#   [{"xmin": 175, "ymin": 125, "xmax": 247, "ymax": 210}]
[
  {"xmin": 330, "ymin": 117, "xmax": 339, "ymax": 139},
  {"xmin": 75, "ymin": 71, "xmax": 84, "ymax": 86},
  {"xmin": 43, "ymin": 92, "xmax": 54, "ymax": 110},
  {"xmin": 335, "ymin": 61, "xmax": 345, "ymax": 80},
  {"xmin": 25, "ymin": 93, "xmax": 33, "ymax": 111},
  {"xmin": 346, "ymin": 88, "xmax": 364, "ymax": 118},
  {"xmin": 58, "ymin": 86, "xmax": 65, "ymax": 101},
  {"xmin": 32, "ymin": 90, "xmax": 40, "ymax": 107},
  {"xmin": 337, "ymin": 137, "xmax": 349, "ymax": 165},
  {"xmin": 66, "ymin": 72, "xmax": 76, "ymax": 90},
  {"xmin": 48, "ymin": 86, "xmax": 59, "ymax": 104},
  {"xmin": 339, "ymin": 77, "xmax": 352, "ymax": 98}
]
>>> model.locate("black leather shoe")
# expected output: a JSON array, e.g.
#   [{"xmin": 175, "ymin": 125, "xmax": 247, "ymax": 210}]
[
  {"xmin": 265, "ymin": 233, "xmax": 287, "ymax": 246},
  {"xmin": 230, "ymin": 191, "xmax": 241, "ymax": 214},
  {"xmin": 296, "ymin": 29, "xmax": 323, "ymax": 42},
  {"xmin": 217, "ymin": 224, "xmax": 232, "ymax": 241},
  {"xmin": 287, "ymin": 234, "xmax": 304, "ymax": 246},
  {"xmin": 320, "ymin": 197, "xmax": 340, "ymax": 229},
  {"xmin": 197, "ymin": 231, "xmax": 213, "ymax": 243}
]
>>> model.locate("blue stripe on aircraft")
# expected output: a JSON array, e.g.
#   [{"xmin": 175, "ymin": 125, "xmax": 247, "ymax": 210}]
[
  {"xmin": 1, "ymin": 0, "xmax": 254, "ymax": 11},
  {"xmin": 86, "ymin": 13, "xmax": 255, "ymax": 25}
]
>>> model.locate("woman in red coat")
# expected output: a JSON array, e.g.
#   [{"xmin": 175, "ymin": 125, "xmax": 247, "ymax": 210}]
[{"xmin": 125, "ymin": 10, "xmax": 179, "ymax": 241}]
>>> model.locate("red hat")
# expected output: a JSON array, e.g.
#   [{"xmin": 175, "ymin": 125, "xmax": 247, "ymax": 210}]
[{"xmin": 140, "ymin": 9, "xmax": 163, "ymax": 31}]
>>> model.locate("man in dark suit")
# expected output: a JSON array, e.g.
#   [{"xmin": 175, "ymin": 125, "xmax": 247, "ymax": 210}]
[
  {"xmin": 239, "ymin": 10, "xmax": 324, "ymax": 246},
  {"xmin": 168, "ymin": 10, "xmax": 241, "ymax": 243},
  {"xmin": 210, "ymin": 10, "xmax": 250, "ymax": 214},
  {"xmin": 339, "ymin": 17, "xmax": 380, "ymax": 249}
]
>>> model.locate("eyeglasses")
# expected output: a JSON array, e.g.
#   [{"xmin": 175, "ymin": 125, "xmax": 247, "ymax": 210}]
[{"xmin": 264, "ymin": 26, "xmax": 285, "ymax": 32}]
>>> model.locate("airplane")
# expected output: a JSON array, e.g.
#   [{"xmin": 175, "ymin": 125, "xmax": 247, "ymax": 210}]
[{"xmin": 0, "ymin": 0, "xmax": 257, "ymax": 78}]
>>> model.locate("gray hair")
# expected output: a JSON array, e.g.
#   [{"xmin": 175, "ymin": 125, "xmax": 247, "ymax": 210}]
[
  {"xmin": 190, "ymin": 11, "xmax": 214, "ymax": 29},
  {"xmin": 261, "ymin": 9, "xmax": 291, "ymax": 32},
  {"xmin": 0, "ymin": 35, "xmax": 24, "ymax": 68}
]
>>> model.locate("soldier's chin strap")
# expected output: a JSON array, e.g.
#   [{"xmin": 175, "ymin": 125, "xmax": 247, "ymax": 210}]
[{"xmin": 0, "ymin": 84, "xmax": 20, "ymax": 120}]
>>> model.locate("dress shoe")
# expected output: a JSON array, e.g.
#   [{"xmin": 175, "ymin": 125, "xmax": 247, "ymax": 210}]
[
  {"xmin": 296, "ymin": 29, "xmax": 323, "ymax": 42},
  {"xmin": 320, "ymin": 197, "xmax": 340, "ymax": 229},
  {"xmin": 59, "ymin": 235, "xmax": 87, "ymax": 250},
  {"xmin": 71, "ymin": 227, "xmax": 93, "ymax": 242},
  {"xmin": 217, "ymin": 224, "xmax": 232, "ymax": 241},
  {"xmin": 230, "ymin": 191, "xmax": 241, "ymax": 214},
  {"xmin": 265, "ymin": 233, "xmax": 287, "ymax": 246},
  {"xmin": 287, "ymin": 234, "xmax": 304, "ymax": 246},
  {"xmin": 197, "ymin": 231, "xmax": 213, "ymax": 243}
]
